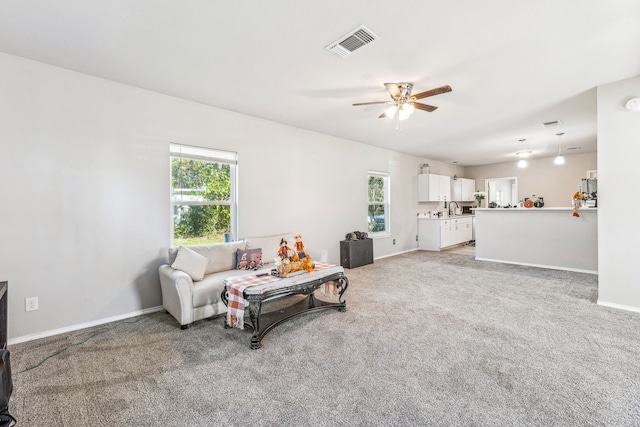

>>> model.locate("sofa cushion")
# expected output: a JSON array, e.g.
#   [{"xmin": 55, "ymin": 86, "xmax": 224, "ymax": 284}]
[
  {"xmin": 191, "ymin": 267, "xmax": 270, "ymax": 308},
  {"xmin": 171, "ymin": 246, "xmax": 209, "ymax": 281},
  {"xmin": 236, "ymin": 248, "xmax": 263, "ymax": 270},
  {"xmin": 245, "ymin": 234, "xmax": 292, "ymax": 264},
  {"xmin": 169, "ymin": 241, "xmax": 246, "ymax": 274}
]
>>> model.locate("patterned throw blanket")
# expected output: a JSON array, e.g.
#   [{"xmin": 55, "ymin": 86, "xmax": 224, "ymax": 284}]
[
  {"xmin": 225, "ymin": 273, "xmax": 280, "ymax": 329},
  {"xmin": 225, "ymin": 262, "xmax": 337, "ymax": 329}
]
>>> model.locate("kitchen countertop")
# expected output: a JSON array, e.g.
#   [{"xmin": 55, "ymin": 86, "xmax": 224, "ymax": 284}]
[
  {"xmin": 473, "ymin": 207, "xmax": 597, "ymax": 211},
  {"xmin": 418, "ymin": 213, "xmax": 475, "ymax": 220}
]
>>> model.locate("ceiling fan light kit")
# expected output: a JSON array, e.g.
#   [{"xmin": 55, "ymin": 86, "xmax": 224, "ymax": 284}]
[
  {"xmin": 353, "ymin": 82, "xmax": 452, "ymax": 124},
  {"xmin": 384, "ymin": 105, "xmax": 398, "ymax": 118}
]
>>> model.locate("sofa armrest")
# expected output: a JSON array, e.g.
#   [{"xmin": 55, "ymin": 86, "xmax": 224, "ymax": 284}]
[
  {"xmin": 159, "ymin": 264, "xmax": 194, "ymax": 326},
  {"xmin": 307, "ymin": 248, "xmax": 328, "ymax": 263}
]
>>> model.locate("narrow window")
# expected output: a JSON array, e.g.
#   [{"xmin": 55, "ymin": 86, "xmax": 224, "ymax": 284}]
[
  {"xmin": 170, "ymin": 144, "xmax": 237, "ymax": 246},
  {"xmin": 367, "ymin": 171, "xmax": 390, "ymax": 235}
]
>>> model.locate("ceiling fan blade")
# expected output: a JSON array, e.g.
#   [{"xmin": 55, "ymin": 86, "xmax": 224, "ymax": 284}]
[
  {"xmin": 413, "ymin": 102, "xmax": 438, "ymax": 112},
  {"xmin": 384, "ymin": 83, "xmax": 402, "ymax": 98},
  {"xmin": 412, "ymin": 85, "xmax": 452, "ymax": 100},
  {"xmin": 353, "ymin": 101, "xmax": 390, "ymax": 106}
]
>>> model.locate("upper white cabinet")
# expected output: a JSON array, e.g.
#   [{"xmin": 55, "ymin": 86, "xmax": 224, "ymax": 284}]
[
  {"xmin": 452, "ymin": 178, "xmax": 476, "ymax": 202},
  {"xmin": 418, "ymin": 173, "xmax": 451, "ymax": 202}
]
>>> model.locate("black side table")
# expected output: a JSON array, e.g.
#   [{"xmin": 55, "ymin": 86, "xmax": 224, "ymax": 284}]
[{"xmin": 340, "ymin": 238, "xmax": 373, "ymax": 269}]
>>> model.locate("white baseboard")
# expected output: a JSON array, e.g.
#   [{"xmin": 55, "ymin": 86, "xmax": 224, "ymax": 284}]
[
  {"xmin": 474, "ymin": 257, "xmax": 598, "ymax": 275},
  {"xmin": 9, "ymin": 305, "xmax": 165, "ymax": 345},
  {"xmin": 374, "ymin": 248, "xmax": 418, "ymax": 260},
  {"xmin": 597, "ymin": 300, "xmax": 640, "ymax": 314}
]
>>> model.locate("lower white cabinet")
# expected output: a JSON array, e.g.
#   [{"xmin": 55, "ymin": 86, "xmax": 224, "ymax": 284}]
[
  {"xmin": 453, "ymin": 218, "xmax": 473, "ymax": 243},
  {"xmin": 418, "ymin": 217, "xmax": 473, "ymax": 251},
  {"xmin": 439, "ymin": 221, "xmax": 451, "ymax": 248}
]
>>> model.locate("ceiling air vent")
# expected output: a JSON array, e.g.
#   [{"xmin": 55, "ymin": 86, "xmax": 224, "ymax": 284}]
[
  {"xmin": 326, "ymin": 25, "xmax": 380, "ymax": 58},
  {"xmin": 541, "ymin": 120, "xmax": 562, "ymax": 128}
]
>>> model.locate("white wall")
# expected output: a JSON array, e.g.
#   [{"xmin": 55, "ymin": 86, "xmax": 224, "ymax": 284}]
[
  {"xmin": 0, "ymin": 52, "xmax": 452, "ymax": 341},
  {"xmin": 466, "ymin": 151, "xmax": 597, "ymax": 207},
  {"xmin": 597, "ymin": 75, "xmax": 640, "ymax": 311}
]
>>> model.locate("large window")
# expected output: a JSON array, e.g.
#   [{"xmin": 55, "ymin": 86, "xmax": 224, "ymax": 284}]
[
  {"xmin": 170, "ymin": 144, "xmax": 237, "ymax": 246},
  {"xmin": 367, "ymin": 171, "xmax": 390, "ymax": 235}
]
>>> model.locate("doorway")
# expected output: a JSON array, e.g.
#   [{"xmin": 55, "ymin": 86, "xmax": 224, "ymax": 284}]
[{"xmin": 485, "ymin": 177, "xmax": 518, "ymax": 207}]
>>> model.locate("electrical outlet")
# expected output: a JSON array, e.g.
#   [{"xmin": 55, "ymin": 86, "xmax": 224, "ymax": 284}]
[
  {"xmin": 393, "ymin": 238, "xmax": 396, "ymax": 245},
  {"xmin": 25, "ymin": 297, "xmax": 38, "ymax": 312}
]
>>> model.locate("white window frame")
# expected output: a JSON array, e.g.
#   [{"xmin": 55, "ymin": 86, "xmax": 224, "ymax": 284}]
[
  {"xmin": 367, "ymin": 171, "xmax": 390, "ymax": 236},
  {"xmin": 170, "ymin": 143, "xmax": 238, "ymax": 244}
]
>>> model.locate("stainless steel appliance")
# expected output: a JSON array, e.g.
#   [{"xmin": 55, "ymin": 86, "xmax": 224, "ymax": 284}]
[{"xmin": 579, "ymin": 178, "xmax": 597, "ymax": 207}]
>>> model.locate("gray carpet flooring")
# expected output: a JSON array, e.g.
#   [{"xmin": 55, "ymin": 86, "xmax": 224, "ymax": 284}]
[{"xmin": 9, "ymin": 251, "xmax": 640, "ymax": 426}]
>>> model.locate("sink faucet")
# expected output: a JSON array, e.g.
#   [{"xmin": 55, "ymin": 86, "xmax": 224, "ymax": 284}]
[{"xmin": 449, "ymin": 201, "xmax": 459, "ymax": 215}]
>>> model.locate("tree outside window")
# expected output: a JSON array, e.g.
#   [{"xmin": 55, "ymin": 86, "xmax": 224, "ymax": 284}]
[
  {"xmin": 368, "ymin": 171, "xmax": 390, "ymax": 235},
  {"xmin": 170, "ymin": 144, "xmax": 237, "ymax": 246}
]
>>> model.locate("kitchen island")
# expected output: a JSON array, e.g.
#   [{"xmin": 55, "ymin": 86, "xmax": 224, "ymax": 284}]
[{"xmin": 474, "ymin": 207, "xmax": 597, "ymax": 273}]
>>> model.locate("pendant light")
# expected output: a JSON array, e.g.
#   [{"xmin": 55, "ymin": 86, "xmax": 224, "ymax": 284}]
[
  {"xmin": 554, "ymin": 132, "xmax": 565, "ymax": 165},
  {"xmin": 516, "ymin": 139, "xmax": 530, "ymax": 168}
]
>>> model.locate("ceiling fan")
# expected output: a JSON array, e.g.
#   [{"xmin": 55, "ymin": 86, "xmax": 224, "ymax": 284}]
[{"xmin": 352, "ymin": 83, "xmax": 452, "ymax": 121}]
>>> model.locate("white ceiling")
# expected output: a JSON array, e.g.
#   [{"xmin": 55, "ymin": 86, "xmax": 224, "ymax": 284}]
[{"xmin": 1, "ymin": 1, "xmax": 639, "ymax": 166}]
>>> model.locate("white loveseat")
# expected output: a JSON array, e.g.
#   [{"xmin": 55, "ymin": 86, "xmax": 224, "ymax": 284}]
[{"xmin": 158, "ymin": 234, "xmax": 327, "ymax": 329}]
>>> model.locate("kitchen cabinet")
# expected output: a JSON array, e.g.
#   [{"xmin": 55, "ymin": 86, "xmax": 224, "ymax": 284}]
[
  {"xmin": 418, "ymin": 218, "xmax": 445, "ymax": 250},
  {"xmin": 452, "ymin": 178, "xmax": 476, "ymax": 202},
  {"xmin": 440, "ymin": 220, "xmax": 452, "ymax": 248},
  {"xmin": 418, "ymin": 173, "xmax": 451, "ymax": 202},
  {"xmin": 452, "ymin": 217, "xmax": 473, "ymax": 243},
  {"xmin": 418, "ymin": 216, "xmax": 473, "ymax": 251}
]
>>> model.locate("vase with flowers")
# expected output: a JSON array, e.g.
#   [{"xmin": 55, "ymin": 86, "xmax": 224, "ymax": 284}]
[{"xmin": 473, "ymin": 191, "xmax": 486, "ymax": 208}]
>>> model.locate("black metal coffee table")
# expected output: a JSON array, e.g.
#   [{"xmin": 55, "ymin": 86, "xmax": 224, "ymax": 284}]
[{"xmin": 222, "ymin": 264, "xmax": 348, "ymax": 349}]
